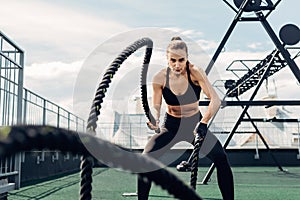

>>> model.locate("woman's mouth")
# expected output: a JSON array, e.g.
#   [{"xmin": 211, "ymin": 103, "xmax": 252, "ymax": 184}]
[{"xmin": 173, "ymin": 69, "xmax": 181, "ymax": 74}]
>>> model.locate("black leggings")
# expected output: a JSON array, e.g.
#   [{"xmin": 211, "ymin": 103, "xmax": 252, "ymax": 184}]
[{"xmin": 138, "ymin": 112, "xmax": 234, "ymax": 200}]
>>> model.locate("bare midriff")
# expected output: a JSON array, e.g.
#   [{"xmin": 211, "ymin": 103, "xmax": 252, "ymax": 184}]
[{"xmin": 166, "ymin": 101, "xmax": 199, "ymax": 118}]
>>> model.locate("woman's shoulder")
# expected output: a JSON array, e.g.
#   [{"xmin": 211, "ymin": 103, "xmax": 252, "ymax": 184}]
[
  {"xmin": 154, "ymin": 68, "xmax": 167, "ymax": 78},
  {"xmin": 189, "ymin": 64, "xmax": 203, "ymax": 74},
  {"xmin": 153, "ymin": 68, "xmax": 167, "ymax": 85},
  {"xmin": 189, "ymin": 64, "xmax": 206, "ymax": 82}
]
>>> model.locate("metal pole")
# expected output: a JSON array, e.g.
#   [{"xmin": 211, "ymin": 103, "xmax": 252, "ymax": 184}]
[
  {"xmin": 23, "ymin": 89, "xmax": 27, "ymax": 124},
  {"xmin": 57, "ymin": 107, "xmax": 60, "ymax": 128},
  {"xmin": 43, "ymin": 99, "xmax": 46, "ymax": 126},
  {"xmin": 297, "ymin": 122, "xmax": 300, "ymax": 159},
  {"xmin": 14, "ymin": 50, "xmax": 24, "ymax": 189}
]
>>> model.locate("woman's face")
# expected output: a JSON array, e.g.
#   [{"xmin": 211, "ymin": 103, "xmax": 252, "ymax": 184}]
[{"xmin": 167, "ymin": 48, "xmax": 187, "ymax": 75}]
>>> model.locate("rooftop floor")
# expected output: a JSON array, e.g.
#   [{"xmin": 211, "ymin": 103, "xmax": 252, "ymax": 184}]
[{"xmin": 8, "ymin": 166, "xmax": 300, "ymax": 200}]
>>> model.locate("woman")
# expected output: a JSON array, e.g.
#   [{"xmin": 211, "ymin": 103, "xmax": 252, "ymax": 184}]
[{"xmin": 138, "ymin": 37, "xmax": 234, "ymax": 200}]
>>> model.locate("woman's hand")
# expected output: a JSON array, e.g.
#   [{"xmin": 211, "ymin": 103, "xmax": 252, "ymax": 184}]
[
  {"xmin": 146, "ymin": 120, "xmax": 160, "ymax": 133},
  {"xmin": 193, "ymin": 122, "xmax": 208, "ymax": 141}
]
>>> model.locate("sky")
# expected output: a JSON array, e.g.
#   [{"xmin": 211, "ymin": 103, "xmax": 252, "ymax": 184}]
[{"xmin": 0, "ymin": 0, "xmax": 299, "ymax": 121}]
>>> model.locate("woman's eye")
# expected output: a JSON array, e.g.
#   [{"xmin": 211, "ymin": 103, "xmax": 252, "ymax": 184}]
[{"xmin": 170, "ymin": 58, "xmax": 185, "ymax": 63}]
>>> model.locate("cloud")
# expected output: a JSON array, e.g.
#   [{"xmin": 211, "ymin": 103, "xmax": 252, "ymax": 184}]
[
  {"xmin": 0, "ymin": 0, "xmax": 129, "ymax": 64},
  {"xmin": 24, "ymin": 60, "xmax": 83, "ymax": 112},
  {"xmin": 23, "ymin": 27, "xmax": 300, "ymax": 121},
  {"xmin": 195, "ymin": 39, "xmax": 219, "ymax": 52},
  {"xmin": 247, "ymin": 42, "xmax": 263, "ymax": 49}
]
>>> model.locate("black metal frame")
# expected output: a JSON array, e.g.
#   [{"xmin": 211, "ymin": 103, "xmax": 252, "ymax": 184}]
[
  {"xmin": 199, "ymin": 100, "xmax": 300, "ymax": 107},
  {"xmin": 200, "ymin": 0, "xmax": 300, "ymax": 184}
]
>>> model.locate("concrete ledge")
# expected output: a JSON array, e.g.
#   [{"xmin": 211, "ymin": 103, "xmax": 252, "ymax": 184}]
[{"xmin": 0, "ymin": 183, "xmax": 15, "ymax": 194}]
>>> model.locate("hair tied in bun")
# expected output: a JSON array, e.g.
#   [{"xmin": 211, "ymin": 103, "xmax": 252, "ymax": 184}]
[{"xmin": 171, "ymin": 36, "xmax": 182, "ymax": 41}]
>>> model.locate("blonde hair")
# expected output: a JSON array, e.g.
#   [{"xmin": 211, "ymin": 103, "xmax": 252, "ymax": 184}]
[{"xmin": 167, "ymin": 36, "xmax": 188, "ymax": 55}]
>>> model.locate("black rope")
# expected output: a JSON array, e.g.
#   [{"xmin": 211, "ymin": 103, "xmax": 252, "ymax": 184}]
[
  {"xmin": 80, "ymin": 37, "xmax": 154, "ymax": 200},
  {"xmin": 80, "ymin": 156, "xmax": 93, "ymax": 200},
  {"xmin": 190, "ymin": 134, "xmax": 203, "ymax": 190},
  {"xmin": 0, "ymin": 125, "xmax": 202, "ymax": 199},
  {"xmin": 86, "ymin": 37, "xmax": 154, "ymax": 133},
  {"xmin": 140, "ymin": 44, "xmax": 155, "ymax": 125}
]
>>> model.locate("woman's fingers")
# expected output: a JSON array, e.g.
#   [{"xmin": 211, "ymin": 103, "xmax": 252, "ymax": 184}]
[{"xmin": 146, "ymin": 121, "xmax": 159, "ymax": 131}]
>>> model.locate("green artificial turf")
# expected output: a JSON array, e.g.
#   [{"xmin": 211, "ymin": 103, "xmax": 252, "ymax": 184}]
[{"xmin": 8, "ymin": 166, "xmax": 300, "ymax": 200}]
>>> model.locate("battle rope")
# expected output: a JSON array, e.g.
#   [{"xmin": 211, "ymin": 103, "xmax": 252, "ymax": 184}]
[
  {"xmin": 80, "ymin": 37, "xmax": 154, "ymax": 200},
  {"xmin": 0, "ymin": 125, "xmax": 202, "ymax": 200},
  {"xmin": 140, "ymin": 44, "xmax": 156, "ymax": 126},
  {"xmin": 86, "ymin": 37, "xmax": 153, "ymax": 132},
  {"xmin": 80, "ymin": 156, "xmax": 94, "ymax": 199},
  {"xmin": 190, "ymin": 134, "xmax": 203, "ymax": 190}
]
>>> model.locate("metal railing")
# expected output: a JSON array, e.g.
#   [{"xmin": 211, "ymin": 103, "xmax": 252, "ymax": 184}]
[
  {"xmin": 0, "ymin": 31, "xmax": 85, "ymax": 194},
  {"xmin": 22, "ymin": 88, "xmax": 85, "ymax": 131},
  {"xmin": 96, "ymin": 110, "xmax": 300, "ymax": 151},
  {"xmin": 0, "ymin": 31, "xmax": 24, "ymax": 192}
]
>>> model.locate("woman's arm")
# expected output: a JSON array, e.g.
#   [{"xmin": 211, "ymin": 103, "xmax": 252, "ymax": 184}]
[
  {"xmin": 148, "ymin": 70, "xmax": 164, "ymax": 129},
  {"xmin": 190, "ymin": 64, "xmax": 221, "ymax": 124},
  {"xmin": 152, "ymin": 81, "xmax": 162, "ymax": 122}
]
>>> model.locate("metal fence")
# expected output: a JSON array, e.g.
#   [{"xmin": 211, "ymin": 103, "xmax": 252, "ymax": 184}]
[
  {"xmin": 0, "ymin": 31, "xmax": 24, "ymax": 193},
  {"xmin": 22, "ymin": 88, "xmax": 85, "ymax": 131},
  {"xmin": 0, "ymin": 31, "xmax": 23, "ymax": 126},
  {"xmin": 98, "ymin": 112, "xmax": 300, "ymax": 151},
  {"xmin": 0, "ymin": 31, "xmax": 85, "ymax": 194}
]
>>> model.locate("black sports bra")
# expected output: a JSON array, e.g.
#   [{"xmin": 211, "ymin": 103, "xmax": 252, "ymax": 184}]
[{"xmin": 162, "ymin": 66, "xmax": 201, "ymax": 106}]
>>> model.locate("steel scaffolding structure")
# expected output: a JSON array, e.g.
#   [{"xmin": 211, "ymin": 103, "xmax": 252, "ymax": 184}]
[{"xmin": 199, "ymin": 0, "xmax": 300, "ymax": 184}]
